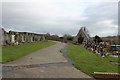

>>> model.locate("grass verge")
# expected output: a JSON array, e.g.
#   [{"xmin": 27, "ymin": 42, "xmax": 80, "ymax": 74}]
[
  {"xmin": 67, "ymin": 44, "xmax": 119, "ymax": 76},
  {"xmin": 2, "ymin": 41, "xmax": 56, "ymax": 63}
]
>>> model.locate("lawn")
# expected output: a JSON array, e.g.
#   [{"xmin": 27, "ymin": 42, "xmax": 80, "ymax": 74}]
[
  {"xmin": 2, "ymin": 41, "xmax": 56, "ymax": 63},
  {"xmin": 67, "ymin": 44, "xmax": 119, "ymax": 76}
]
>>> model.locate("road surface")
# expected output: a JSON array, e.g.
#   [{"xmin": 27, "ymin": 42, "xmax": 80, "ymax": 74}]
[{"xmin": 2, "ymin": 41, "xmax": 92, "ymax": 78}]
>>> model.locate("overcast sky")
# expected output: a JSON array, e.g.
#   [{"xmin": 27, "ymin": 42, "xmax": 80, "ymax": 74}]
[{"xmin": 1, "ymin": 0, "xmax": 119, "ymax": 37}]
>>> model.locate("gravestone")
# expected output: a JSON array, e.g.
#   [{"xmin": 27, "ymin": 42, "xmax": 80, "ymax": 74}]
[
  {"xmin": 11, "ymin": 35, "xmax": 15, "ymax": 43},
  {"xmin": 42, "ymin": 36, "xmax": 45, "ymax": 41},
  {"xmin": 22, "ymin": 35, "xmax": 24, "ymax": 42}
]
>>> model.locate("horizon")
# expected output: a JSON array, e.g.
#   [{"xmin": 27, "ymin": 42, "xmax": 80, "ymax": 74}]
[{"xmin": 1, "ymin": 27, "xmax": 119, "ymax": 37}]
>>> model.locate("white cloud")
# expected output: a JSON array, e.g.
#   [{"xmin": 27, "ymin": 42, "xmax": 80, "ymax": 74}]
[{"xmin": 2, "ymin": 0, "xmax": 118, "ymax": 37}]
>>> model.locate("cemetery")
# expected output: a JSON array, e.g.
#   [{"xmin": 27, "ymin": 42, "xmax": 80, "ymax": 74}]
[
  {"xmin": 1, "ymin": 27, "xmax": 120, "ymax": 78},
  {"xmin": 1, "ymin": 28, "xmax": 46, "ymax": 46},
  {"xmin": 1, "ymin": 28, "xmax": 56, "ymax": 62},
  {"xmin": 67, "ymin": 44, "xmax": 119, "ymax": 78},
  {"xmin": 73, "ymin": 27, "xmax": 120, "ymax": 57},
  {"xmin": 66, "ymin": 27, "xmax": 120, "ymax": 78},
  {"xmin": 1, "ymin": 0, "xmax": 120, "ymax": 78},
  {"xmin": 2, "ymin": 40, "xmax": 56, "ymax": 63},
  {"xmin": 2, "ymin": 27, "xmax": 119, "ymax": 56}
]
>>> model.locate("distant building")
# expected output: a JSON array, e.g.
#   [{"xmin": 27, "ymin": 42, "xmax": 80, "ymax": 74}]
[
  {"xmin": 102, "ymin": 36, "xmax": 119, "ymax": 45},
  {"xmin": 74, "ymin": 27, "xmax": 91, "ymax": 44}
]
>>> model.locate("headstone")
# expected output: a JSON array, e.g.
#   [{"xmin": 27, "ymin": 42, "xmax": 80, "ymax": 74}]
[
  {"xmin": 22, "ymin": 36, "xmax": 24, "ymax": 42},
  {"xmin": 11, "ymin": 35, "xmax": 15, "ymax": 43},
  {"xmin": 31, "ymin": 36, "xmax": 33, "ymax": 42},
  {"xmin": 42, "ymin": 36, "xmax": 45, "ymax": 41}
]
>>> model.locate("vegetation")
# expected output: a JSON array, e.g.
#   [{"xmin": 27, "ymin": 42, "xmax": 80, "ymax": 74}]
[
  {"xmin": 63, "ymin": 34, "xmax": 73, "ymax": 41},
  {"xmin": 2, "ymin": 41, "xmax": 56, "ymax": 63},
  {"xmin": 0, "ymin": 47, "xmax": 1, "ymax": 62},
  {"xmin": 67, "ymin": 44, "xmax": 119, "ymax": 76},
  {"xmin": 61, "ymin": 34, "xmax": 74, "ymax": 43},
  {"xmin": 109, "ymin": 52, "xmax": 120, "ymax": 55},
  {"xmin": 94, "ymin": 35, "xmax": 103, "ymax": 43},
  {"xmin": 45, "ymin": 33, "xmax": 60, "ymax": 41}
]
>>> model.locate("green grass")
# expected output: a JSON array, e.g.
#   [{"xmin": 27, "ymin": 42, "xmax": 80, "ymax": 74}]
[
  {"xmin": 2, "ymin": 41, "xmax": 56, "ymax": 63},
  {"xmin": 67, "ymin": 44, "xmax": 119, "ymax": 76},
  {"xmin": 109, "ymin": 52, "xmax": 120, "ymax": 55}
]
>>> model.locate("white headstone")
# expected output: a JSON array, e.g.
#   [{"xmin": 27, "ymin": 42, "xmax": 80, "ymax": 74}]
[
  {"xmin": 11, "ymin": 35, "xmax": 15, "ymax": 43},
  {"xmin": 22, "ymin": 36, "xmax": 24, "ymax": 42}
]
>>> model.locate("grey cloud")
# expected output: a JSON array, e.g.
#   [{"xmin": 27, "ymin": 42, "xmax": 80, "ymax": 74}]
[
  {"xmin": 78, "ymin": 2, "xmax": 118, "ymax": 37},
  {"xmin": 2, "ymin": 2, "xmax": 118, "ymax": 37}
]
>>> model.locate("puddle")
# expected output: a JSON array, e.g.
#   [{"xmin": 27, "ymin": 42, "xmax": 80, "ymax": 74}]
[{"xmin": 2, "ymin": 62, "xmax": 71, "ymax": 72}]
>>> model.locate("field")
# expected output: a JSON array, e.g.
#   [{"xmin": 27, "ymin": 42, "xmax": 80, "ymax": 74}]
[
  {"xmin": 67, "ymin": 44, "xmax": 119, "ymax": 76},
  {"xmin": 2, "ymin": 41, "xmax": 56, "ymax": 63}
]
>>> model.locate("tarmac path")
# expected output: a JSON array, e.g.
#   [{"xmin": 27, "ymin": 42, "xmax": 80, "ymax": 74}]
[{"xmin": 2, "ymin": 41, "xmax": 92, "ymax": 78}]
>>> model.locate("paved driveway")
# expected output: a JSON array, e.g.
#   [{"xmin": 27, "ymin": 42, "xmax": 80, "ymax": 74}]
[{"xmin": 3, "ymin": 41, "xmax": 92, "ymax": 78}]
